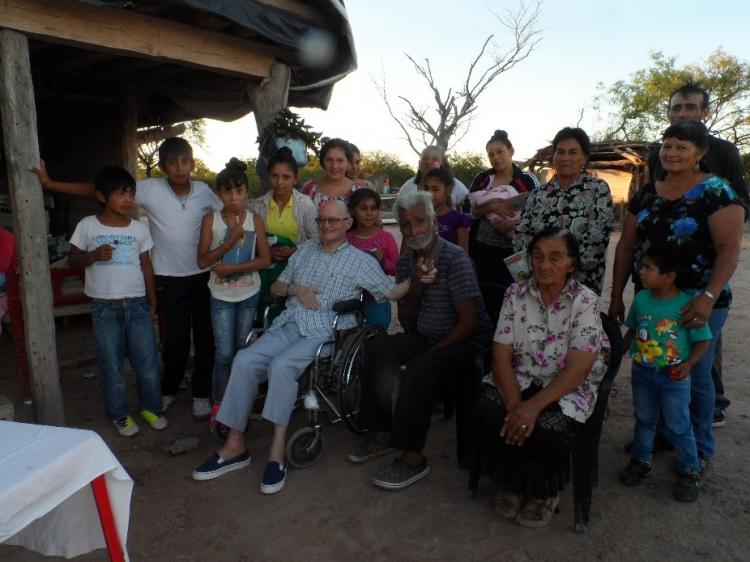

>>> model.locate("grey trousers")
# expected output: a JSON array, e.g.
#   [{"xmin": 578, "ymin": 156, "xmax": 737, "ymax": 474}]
[{"xmin": 216, "ymin": 320, "xmax": 329, "ymax": 430}]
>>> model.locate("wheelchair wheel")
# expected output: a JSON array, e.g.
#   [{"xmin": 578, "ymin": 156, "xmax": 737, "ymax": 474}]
[
  {"xmin": 336, "ymin": 324, "xmax": 386, "ymax": 435},
  {"xmin": 286, "ymin": 426, "xmax": 325, "ymax": 469}
]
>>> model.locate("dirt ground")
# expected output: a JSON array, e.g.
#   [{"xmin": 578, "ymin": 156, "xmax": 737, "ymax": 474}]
[{"xmin": 2, "ymin": 233, "xmax": 750, "ymax": 562}]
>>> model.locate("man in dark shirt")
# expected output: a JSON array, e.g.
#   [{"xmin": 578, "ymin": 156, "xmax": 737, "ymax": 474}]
[
  {"xmin": 647, "ymin": 83, "xmax": 747, "ymax": 425},
  {"xmin": 348, "ymin": 190, "xmax": 492, "ymax": 490}
]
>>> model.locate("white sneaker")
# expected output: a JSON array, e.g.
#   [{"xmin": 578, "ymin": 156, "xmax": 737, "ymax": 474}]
[
  {"xmin": 192, "ymin": 397, "xmax": 212, "ymax": 420},
  {"xmin": 162, "ymin": 395, "xmax": 176, "ymax": 412}
]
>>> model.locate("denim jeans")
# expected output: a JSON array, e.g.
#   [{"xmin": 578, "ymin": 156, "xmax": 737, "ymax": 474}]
[
  {"xmin": 688, "ymin": 306, "xmax": 729, "ymax": 459},
  {"xmin": 631, "ymin": 362, "xmax": 699, "ymax": 472},
  {"xmin": 91, "ymin": 297, "xmax": 162, "ymax": 420},
  {"xmin": 210, "ymin": 293, "xmax": 260, "ymax": 403}
]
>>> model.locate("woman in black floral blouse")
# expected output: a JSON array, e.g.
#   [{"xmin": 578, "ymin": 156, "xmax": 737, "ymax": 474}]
[
  {"xmin": 514, "ymin": 128, "xmax": 613, "ymax": 294},
  {"xmin": 609, "ymin": 121, "xmax": 743, "ymax": 465}
]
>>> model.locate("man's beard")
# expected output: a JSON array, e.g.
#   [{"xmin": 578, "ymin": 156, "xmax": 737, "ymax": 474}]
[{"xmin": 405, "ymin": 232, "xmax": 434, "ymax": 250}]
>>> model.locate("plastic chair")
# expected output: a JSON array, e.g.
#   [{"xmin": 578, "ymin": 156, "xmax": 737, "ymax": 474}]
[{"xmin": 466, "ymin": 312, "xmax": 624, "ymax": 532}]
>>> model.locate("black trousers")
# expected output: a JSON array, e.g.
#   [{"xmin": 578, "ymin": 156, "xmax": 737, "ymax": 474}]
[
  {"xmin": 469, "ymin": 237, "xmax": 515, "ymax": 287},
  {"xmin": 157, "ymin": 272, "xmax": 214, "ymax": 398},
  {"xmin": 359, "ymin": 333, "xmax": 477, "ymax": 453}
]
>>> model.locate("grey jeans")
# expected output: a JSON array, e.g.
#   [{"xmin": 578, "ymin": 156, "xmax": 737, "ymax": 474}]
[{"xmin": 216, "ymin": 321, "xmax": 328, "ymax": 429}]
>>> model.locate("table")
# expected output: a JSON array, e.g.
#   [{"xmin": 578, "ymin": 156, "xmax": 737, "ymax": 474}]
[{"xmin": 0, "ymin": 421, "xmax": 133, "ymax": 560}]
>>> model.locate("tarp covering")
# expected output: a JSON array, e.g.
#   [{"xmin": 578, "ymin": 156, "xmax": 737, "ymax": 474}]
[{"xmin": 74, "ymin": 0, "xmax": 357, "ymax": 115}]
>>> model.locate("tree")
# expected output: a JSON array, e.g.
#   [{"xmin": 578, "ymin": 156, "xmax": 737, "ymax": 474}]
[
  {"xmin": 449, "ymin": 152, "xmax": 486, "ymax": 188},
  {"xmin": 359, "ymin": 150, "xmax": 415, "ymax": 187},
  {"xmin": 136, "ymin": 120, "xmax": 207, "ymax": 178},
  {"xmin": 377, "ymin": 1, "xmax": 541, "ymax": 155},
  {"xmin": 597, "ymin": 50, "xmax": 750, "ymax": 148}
]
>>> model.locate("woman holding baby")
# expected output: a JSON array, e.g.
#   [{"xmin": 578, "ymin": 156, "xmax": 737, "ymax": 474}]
[
  {"xmin": 513, "ymin": 127, "xmax": 613, "ymax": 295},
  {"xmin": 469, "ymin": 130, "xmax": 540, "ymax": 285}
]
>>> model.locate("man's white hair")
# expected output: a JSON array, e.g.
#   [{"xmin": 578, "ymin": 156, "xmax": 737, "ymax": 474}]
[{"xmin": 394, "ymin": 190, "xmax": 435, "ymax": 223}]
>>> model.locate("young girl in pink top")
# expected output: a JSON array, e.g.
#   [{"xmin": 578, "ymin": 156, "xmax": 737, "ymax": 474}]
[{"xmin": 346, "ymin": 188, "xmax": 399, "ymax": 329}]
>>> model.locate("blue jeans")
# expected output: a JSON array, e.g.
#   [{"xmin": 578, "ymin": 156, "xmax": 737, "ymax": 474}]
[
  {"xmin": 210, "ymin": 293, "xmax": 260, "ymax": 403},
  {"xmin": 631, "ymin": 362, "xmax": 698, "ymax": 471},
  {"xmin": 91, "ymin": 298, "xmax": 162, "ymax": 420},
  {"xmin": 688, "ymin": 306, "xmax": 729, "ymax": 459}
]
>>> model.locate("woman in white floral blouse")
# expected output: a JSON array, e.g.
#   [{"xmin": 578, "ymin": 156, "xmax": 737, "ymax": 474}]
[
  {"xmin": 474, "ymin": 227, "xmax": 605, "ymax": 528},
  {"xmin": 514, "ymin": 127, "xmax": 613, "ymax": 294}
]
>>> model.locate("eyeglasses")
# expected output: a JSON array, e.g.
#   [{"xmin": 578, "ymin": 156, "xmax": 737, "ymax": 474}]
[{"xmin": 315, "ymin": 217, "xmax": 348, "ymax": 225}]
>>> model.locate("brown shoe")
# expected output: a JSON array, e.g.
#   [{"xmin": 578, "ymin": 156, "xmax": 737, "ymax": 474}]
[
  {"xmin": 515, "ymin": 496, "xmax": 559, "ymax": 528},
  {"xmin": 494, "ymin": 489, "xmax": 523, "ymax": 519}
]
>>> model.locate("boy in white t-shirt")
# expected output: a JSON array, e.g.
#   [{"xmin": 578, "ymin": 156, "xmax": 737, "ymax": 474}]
[
  {"xmin": 35, "ymin": 137, "xmax": 222, "ymax": 420},
  {"xmin": 69, "ymin": 167, "xmax": 166, "ymax": 436}
]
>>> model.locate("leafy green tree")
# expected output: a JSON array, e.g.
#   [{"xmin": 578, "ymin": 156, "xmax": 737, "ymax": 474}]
[
  {"xmin": 137, "ymin": 120, "xmax": 207, "ymax": 178},
  {"xmin": 359, "ymin": 151, "xmax": 415, "ymax": 187},
  {"xmin": 449, "ymin": 152, "xmax": 486, "ymax": 188},
  {"xmin": 597, "ymin": 49, "xmax": 750, "ymax": 148}
]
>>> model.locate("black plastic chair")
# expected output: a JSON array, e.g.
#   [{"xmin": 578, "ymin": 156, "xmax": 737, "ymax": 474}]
[{"xmin": 466, "ymin": 312, "xmax": 624, "ymax": 532}]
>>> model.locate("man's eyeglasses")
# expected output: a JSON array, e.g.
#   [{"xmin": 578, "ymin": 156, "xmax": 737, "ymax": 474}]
[{"xmin": 315, "ymin": 217, "xmax": 348, "ymax": 225}]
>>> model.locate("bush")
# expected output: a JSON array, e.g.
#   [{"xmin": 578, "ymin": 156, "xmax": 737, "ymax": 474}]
[{"xmin": 448, "ymin": 152, "xmax": 486, "ymax": 188}]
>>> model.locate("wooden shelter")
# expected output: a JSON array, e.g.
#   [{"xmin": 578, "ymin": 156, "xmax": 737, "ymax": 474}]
[
  {"xmin": 525, "ymin": 142, "xmax": 653, "ymax": 205},
  {"xmin": 0, "ymin": 0, "xmax": 357, "ymax": 424}
]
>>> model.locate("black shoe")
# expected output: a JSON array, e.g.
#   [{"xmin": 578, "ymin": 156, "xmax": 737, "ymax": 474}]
[
  {"xmin": 712, "ymin": 408, "xmax": 726, "ymax": 428},
  {"xmin": 674, "ymin": 470, "xmax": 700, "ymax": 502},
  {"xmin": 624, "ymin": 434, "xmax": 674, "ymax": 455},
  {"xmin": 620, "ymin": 458, "xmax": 652, "ymax": 486}
]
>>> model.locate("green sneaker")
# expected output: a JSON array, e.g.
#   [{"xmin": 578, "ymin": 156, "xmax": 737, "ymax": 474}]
[
  {"xmin": 140, "ymin": 409, "xmax": 168, "ymax": 430},
  {"xmin": 674, "ymin": 470, "xmax": 700, "ymax": 502},
  {"xmin": 619, "ymin": 458, "xmax": 652, "ymax": 486},
  {"xmin": 113, "ymin": 415, "xmax": 140, "ymax": 437}
]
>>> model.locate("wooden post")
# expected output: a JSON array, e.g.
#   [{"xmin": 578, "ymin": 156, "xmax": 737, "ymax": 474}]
[
  {"xmin": 0, "ymin": 30, "xmax": 64, "ymax": 425},
  {"xmin": 252, "ymin": 62, "xmax": 291, "ymax": 141},
  {"xmin": 120, "ymin": 90, "xmax": 139, "ymax": 178},
  {"xmin": 252, "ymin": 63, "xmax": 291, "ymax": 192}
]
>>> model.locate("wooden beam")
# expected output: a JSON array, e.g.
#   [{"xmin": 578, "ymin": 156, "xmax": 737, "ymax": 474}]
[
  {"xmin": 254, "ymin": 0, "xmax": 328, "ymax": 25},
  {"xmin": 0, "ymin": 29, "xmax": 64, "ymax": 425},
  {"xmin": 0, "ymin": 0, "xmax": 286, "ymax": 79}
]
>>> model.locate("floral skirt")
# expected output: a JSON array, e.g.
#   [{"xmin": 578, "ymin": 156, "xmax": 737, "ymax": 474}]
[{"xmin": 473, "ymin": 382, "xmax": 578, "ymax": 499}]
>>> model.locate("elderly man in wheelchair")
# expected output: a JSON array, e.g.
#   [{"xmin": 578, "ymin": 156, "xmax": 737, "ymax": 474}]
[{"xmin": 192, "ymin": 200, "xmax": 424, "ymax": 494}]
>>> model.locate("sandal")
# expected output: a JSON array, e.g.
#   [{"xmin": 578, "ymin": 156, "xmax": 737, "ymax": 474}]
[
  {"xmin": 515, "ymin": 495, "xmax": 559, "ymax": 528},
  {"xmin": 494, "ymin": 490, "xmax": 523, "ymax": 519}
]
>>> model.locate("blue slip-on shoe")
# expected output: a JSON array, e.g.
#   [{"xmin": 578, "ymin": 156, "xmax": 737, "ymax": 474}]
[
  {"xmin": 192, "ymin": 451, "xmax": 251, "ymax": 481},
  {"xmin": 260, "ymin": 461, "xmax": 287, "ymax": 494},
  {"xmin": 373, "ymin": 457, "xmax": 430, "ymax": 490}
]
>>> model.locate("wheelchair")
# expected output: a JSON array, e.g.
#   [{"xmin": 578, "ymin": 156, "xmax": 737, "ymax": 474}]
[{"xmin": 246, "ymin": 294, "xmax": 386, "ymax": 469}]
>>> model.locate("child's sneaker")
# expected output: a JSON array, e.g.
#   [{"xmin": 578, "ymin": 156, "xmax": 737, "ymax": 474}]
[
  {"xmin": 192, "ymin": 397, "xmax": 212, "ymax": 420},
  {"xmin": 140, "ymin": 409, "xmax": 168, "ymax": 430},
  {"xmin": 674, "ymin": 469, "xmax": 701, "ymax": 502},
  {"xmin": 113, "ymin": 415, "xmax": 140, "ymax": 437},
  {"xmin": 619, "ymin": 458, "xmax": 652, "ymax": 486}
]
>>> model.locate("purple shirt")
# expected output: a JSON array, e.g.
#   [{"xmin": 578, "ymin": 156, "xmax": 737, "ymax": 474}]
[{"xmin": 437, "ymin": 210, "xmax": 473, "ymax": 245}]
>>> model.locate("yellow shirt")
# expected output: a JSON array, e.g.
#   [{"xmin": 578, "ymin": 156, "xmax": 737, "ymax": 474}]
[{"xmin": 266, "ymin": 196, "xmax": 298, "ymax": 241}]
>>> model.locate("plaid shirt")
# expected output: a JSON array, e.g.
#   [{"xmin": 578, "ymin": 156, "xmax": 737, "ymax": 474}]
[{"xmin": 276, "ymin": 240, "xmax": 394, "ymax": 337}]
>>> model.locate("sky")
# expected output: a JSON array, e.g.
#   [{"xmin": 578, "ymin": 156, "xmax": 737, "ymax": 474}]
[{"xmin": 195, "ymin": 0, "xmax": 750, "ymax": 171}]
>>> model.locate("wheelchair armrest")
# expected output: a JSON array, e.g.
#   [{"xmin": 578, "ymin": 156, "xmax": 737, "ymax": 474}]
[{"xmin": 332, "ymin": 299, "xmax": 364, "ymax": 315}]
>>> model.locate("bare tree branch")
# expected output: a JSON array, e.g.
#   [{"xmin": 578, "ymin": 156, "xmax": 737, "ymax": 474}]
[{"xmin": 374, "ymin": 1, "xmax": 541, "ymax": 154}]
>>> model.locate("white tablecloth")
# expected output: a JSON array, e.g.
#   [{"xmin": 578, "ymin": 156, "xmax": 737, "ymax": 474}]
[{"xmin": 0, "ymin": 421, "xmax": 133, "ymax": 559}]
